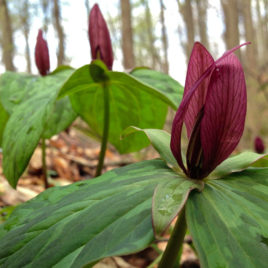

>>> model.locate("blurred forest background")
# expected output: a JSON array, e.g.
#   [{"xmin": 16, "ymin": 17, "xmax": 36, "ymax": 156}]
[{"xmin": 0, "ymin": 0, "xmax": 267, "ymax": 151}]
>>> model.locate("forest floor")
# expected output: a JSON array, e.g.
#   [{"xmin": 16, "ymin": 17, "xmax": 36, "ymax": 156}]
[{"xmin": 0, "ymin": 126, "xmax": 199, "ymax": 268}]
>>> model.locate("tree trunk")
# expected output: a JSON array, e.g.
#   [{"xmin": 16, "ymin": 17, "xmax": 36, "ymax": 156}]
[
  {"xmin": 142, "ymin": 0, "xmax": 160, "ymax": 69},
  {"xmin": 220, "ymin": 0, "xmax": 240, "ymax": 57},
  {"xmin": 41, "ymin": 0, "xmax": 49, "ymax": 33},
  {"xmin": 0, "ymin": 0, "xmax": 15, "ymax": 71},
  {"xmin": 120, "ymin": 0, "xmax": 135, "ymax": 70},
  {"xmin": 53, "ymin": 0, "xmax": 65, "ymax": 66},
  {"xmin": 159, "ymin": 0, "xmax": 169, "ymax": 73},
  {"xmin": 240, "ymin": 0, "xmax": 257, "ymax": 69},
  {"xmin": 177, "ymin": 0, "xmax": 195, "ymax": 61},
  {"xmin": 195, "ymin": 0, "xmax": 209, "ymax": 49},
  {"xmin": 85, "ymin": 0, "xmax": 90, "ymax": 24},
  {"xmin": 21, "ymin": 0, "xmax": 31, "ymax": 73}
]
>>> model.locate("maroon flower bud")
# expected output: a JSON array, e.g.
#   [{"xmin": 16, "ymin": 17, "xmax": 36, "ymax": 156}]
[
  {"xmin": 254, "ymin": 136, "xmax": 265, "ymax": 154},
  {"xmin": 35, "ymin": 29, "xmax": 50, "ymax": 76},
  {"xmin": 171, "ymin": 42, "xmax": 250, "ymax": 179},
  {"xmin": 88, "ymin": 4, "xmax": 113, "ymax": 70}
]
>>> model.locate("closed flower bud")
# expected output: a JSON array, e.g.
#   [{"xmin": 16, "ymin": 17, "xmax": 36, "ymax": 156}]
[
  {"xmin": 88, "ymin": 4, "xmax": 113, "ymax": 70},
  {"xmin": 35, "ymin": 29, "xmax": 50, "ymax": 76},
  {"xmin": 171, "ymin": 42, "xmax": 250, "ymax": 179},
  {"xmin": 254, "ymin": 136, "xmax": 265, "ymax": 154}
]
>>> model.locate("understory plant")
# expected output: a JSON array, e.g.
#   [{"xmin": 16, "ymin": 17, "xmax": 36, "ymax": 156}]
[
  {"xmin": 0, "ymin": 41, "xmax": 267, "ymax": 268},
  {"xmin": 0, "ymin": 4, "xmax": 183, "ymax": 188}
]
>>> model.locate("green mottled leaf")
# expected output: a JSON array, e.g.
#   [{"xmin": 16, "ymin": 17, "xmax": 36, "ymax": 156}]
[
  {"xmin": 0, "ymin": 160, "xmax": 176, "ymax": 268},
  {"xmin": 0, "ymin": 101, "xmax": 9, "ymax": 146},
  {"xmin": 153, "ymin": 176, "xmax": 201, "ymax": 237},
  {"xmin": 130, "ymin": 68, "xmax": 183, "ymax": 109},
  {"xmin": 122, "ymin": 127, "xmax": 178, "ymax": 168},
  {"xmin": 0, "ymin": 72, "xmax": 38, "ymax": 113},
  {"xmin": 42, "ymin": 96, "xmax": 77, "ymax": 139},
  {"xmin": 59, "ymin": 63, "xmax": 178, "ymax": 153},
  {"xmin": 213, "ymin": 151, "xmax": 267, "ymax": 177},
  {"xmin": 252, "ymin": 155, "xmax": 268, "ymax": 167},
  {"xmin": 2, "ymin": 69, "xmax": 75, "ymax": 188},
  {"xmin": 187, "ymin": 168, "xmax": 268, "ymax": 268}
]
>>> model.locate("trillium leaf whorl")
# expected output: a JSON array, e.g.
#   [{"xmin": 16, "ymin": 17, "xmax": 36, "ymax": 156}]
[{"xmin": 171, "ymin": 42, "xmax": 248, "ymax": 179}]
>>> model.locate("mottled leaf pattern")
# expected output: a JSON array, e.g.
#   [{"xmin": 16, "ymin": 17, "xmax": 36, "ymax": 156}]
[
  {"xmin": 0, "ymin": 160, "xmax": 175, "ymax": 268},
  {"xmin": 153, "ymin": 177, "xmax": 201, "ymax": 236},
  {"xmin": 187, "ymin": 168, "xmax": 268, "ymax": 268},
  {"xmin": 2, "ymin": 69, "xmax": 75, "ymax": 188}
]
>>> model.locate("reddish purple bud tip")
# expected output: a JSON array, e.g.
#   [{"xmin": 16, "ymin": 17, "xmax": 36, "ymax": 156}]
[
  {"xmin": 88, "ymin": 4, "xmax": 114, "ymax": 70},
  {"xmin": 35, "ymin": 30, "xmax": 50, "ymax": 76},
  {"xmin": 170, "ymin": 42, "xmax": 249, "ymax": 179},
  {"xmin": 254, "ymin": 136, "xmax": 265, "ymax": 154}
]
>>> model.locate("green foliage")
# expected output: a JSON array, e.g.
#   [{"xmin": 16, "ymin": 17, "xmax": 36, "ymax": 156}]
[
  {"xmin": 59, "ymin": 62, "xmax": 183, "ymax": 153},
  {"xmin": 1, "ymin": 126, "xmax": 268, "ymax": 267},
  {"xmin": 213, "ymin": 151, "xmax": 268, "ymax": 177},
  {"xmin": 122, "ymin": 127, "xmax": 178, "ymax": 167},
  {"xmin": 130, "ymin": 68, "xmax": 183, "ymax": 109},
  {"xmin": 152, "ymin": 178, "xmax": 200, "ymax": 237},
  {"xmin": 0, "ymin": 101, "xmax": 8, "ymax": 146},
  {"xmin": 187, "ymin": 168, "xmax": 268, "ymax": 268},
  {"xmin": 0, "ymin": 68, "xmax": 77, "ymax": 188},
  {"xmin": 0, "ymin": 160, "xmax": 178, "ymax": 267}
]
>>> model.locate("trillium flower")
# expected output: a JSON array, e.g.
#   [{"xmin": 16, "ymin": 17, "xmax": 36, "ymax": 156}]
[
  {"xmin": 35, "ymin": 29, "xmax": 50, "ymax": 76},
  {"xmin": 171, "ymin": 42, "xmax": 249, "ymax": 179},
  {"xmin": 254, "ymin": 136, "xmax": 265, "ymax": 154},
  {"xmin": 88, "ymin": 4, "xmax": 114, "ymax": 70}
]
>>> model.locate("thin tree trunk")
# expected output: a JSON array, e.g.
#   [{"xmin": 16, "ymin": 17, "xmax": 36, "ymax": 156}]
[
  {"xmin": 263, "ymin": 0, "xmax": 268, "ymax": 59},
  {"xmin": 177, "ymin": 0, "xmax": 195, "ymax": 61},
  {"xmin": 256, "ymin": 0, "xmax": 265, "ymax": 63},
  {"xmin": 21, "ymin": 0, "xmax": 31, "ymax": 73},
  {"xmin": 85, "ymin": 0, "xmax": 90, "ymax": 25},
  {"xmin": 240, "ymin": 0, "xmax": 257, "ymax": 69},
  {"xmin": 195, "ymin": 0, "xmax": 209, "ymax": 49},
  {"xmin": 0, "ymin": 0, "xmax": 15, "ymax": 71},
  {"xmin": 159, "ymin": 0, "xmax": 169, "ymax": 73},
  {"xmin": 220, "ymin": 0, "xmax": 240, "ymax": 58},
  {"xmin": 41, "ymin": 0, "xmax": 49, "ymax": 33},
  {"xmin": 120, "ymin": 0, "xmax": 135, "ymax": 70},
  {"xmin": 53, "ymin": 0, "xmax": 65, "ymax": 66},
  {"xmin": 142, "ymin": 0, "xmax": 160, "ymax": 69}
]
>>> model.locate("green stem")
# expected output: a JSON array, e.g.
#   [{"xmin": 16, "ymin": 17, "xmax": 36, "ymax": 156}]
[
  {"xmin": 41, "ymin": 138, "xmax": 49, "ymax": 188},
  {"xmin": 95, "ymin": 83, "xmax": 110, "ymax": 177},
  {"xmin": 158, "ymin": 206, "xmax": 187, "ymax": 268}
]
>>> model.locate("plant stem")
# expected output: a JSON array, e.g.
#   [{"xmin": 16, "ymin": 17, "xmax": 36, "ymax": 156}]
[
  {"xmin": 95, "ymin": 83, "xmax": 110, "ymax": 177},
  {"xmin": 41, "ymin": 138, "xmax": 49, "ymax": 188},
  {"xmin": 158, "ymin": 206, "xmax": 187, "ymax": 268}
]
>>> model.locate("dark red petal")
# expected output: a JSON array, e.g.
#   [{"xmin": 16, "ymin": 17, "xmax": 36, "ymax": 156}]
[
  {"xmin": 89, "ymin": 4, "xmax": 113, "ymax": 70},
  {"xmin": 200, "ymin": 53, "xmax": 247, "ymax": 174},
  {"xmin": 184, "ymin": 42, "xmax": 214, "ymax": 138},
  {"xmin": 170, "ymin": 61, "xmax": 215, "ymax": 174},
  {"xmin": 35, "ymin": 29, "xmax": 50, "ymax": 76}
]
